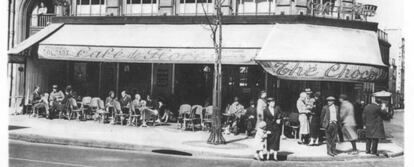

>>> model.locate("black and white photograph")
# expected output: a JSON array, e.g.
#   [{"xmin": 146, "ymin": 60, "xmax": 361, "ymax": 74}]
[{"xmin": 1, "ymin": 0, "xmax": 411, "ymax": 166}]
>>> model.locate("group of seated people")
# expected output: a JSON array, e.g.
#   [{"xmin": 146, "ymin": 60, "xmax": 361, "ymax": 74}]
[
  {"xmin": 224, "ymin": 97, "xmax": 258, "ymax": 136},
  {"xmin": 31, "ymin": 84, "xmax": 76, "ymax": 119},
  {"xmin": 105, "ymin": 90, "xmax": 172, "ymax": 127},
  {"xmin": 30, "ymin": 84, "xmax": 172, "ymax": 126}
]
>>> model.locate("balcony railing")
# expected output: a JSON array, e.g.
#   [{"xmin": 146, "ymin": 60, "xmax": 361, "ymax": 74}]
[
  {"xmin": 31, "ymin": 13, "xmax": 56, "ymax": 28},
  {"xmin": 62, "ymin": 0, "xmax": 377, "ymax": 22},
  {"xmin": 377, "ymin": 29, "xmax": 388, "ymax": 42}
]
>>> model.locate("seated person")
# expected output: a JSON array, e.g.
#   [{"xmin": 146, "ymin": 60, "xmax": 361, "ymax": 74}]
[
  {"xmin": 145, "ymin": 95, "xmax": 157, "ymax": 109},
  {"xmin": 245, "ymin": 100, "xmax": 257, "ymax": 136},
  {"xmin": 105, "ymin": 91, "xmax": 116, "ymax": 114},
  {"xmin": 119, "ymin": 90, "xmax": 132, "ymax": 114},
  {"xmin": 227, "ymin": 97, "xmax": 245, "ymax": 118},
  {"xmin": 140, "ymin": 98, "xmax": 159, "ymax": 127},
  {"xmin": 130, "ymin": 93, "xmax": 145, "ymax": 125},
  {"xmin": 49, "ymin": 85, "xmax": 65, "ymax": 119},
  {"xmin": 34, "ymin": 93, "xmax": 49, "ymax": 117},
  {"xmin": 158, "ymin": 100, "xmax": 172, "ymax": 123}
]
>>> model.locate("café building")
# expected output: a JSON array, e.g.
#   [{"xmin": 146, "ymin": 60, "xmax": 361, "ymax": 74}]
[{"xmin": 8, "ymin": 0, "xmax": 389, "ymax": 112}]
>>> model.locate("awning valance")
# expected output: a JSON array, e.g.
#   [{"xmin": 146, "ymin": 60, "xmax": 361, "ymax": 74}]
[
  {"xmin": 255, "ymin": 24, "xmax": 388, "ymax": 82},
  {"xmin": 38, "ymin": 24, "xmax": 273, "ymax": 64},
  {"xmin": 8, "ymin": 23, "xmax": 64, "ymax": 63}
]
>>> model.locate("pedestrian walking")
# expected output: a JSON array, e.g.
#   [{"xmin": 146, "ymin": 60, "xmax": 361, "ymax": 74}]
[
  {"xmin": 363, "ymin": 92, "xmax": 388, "ymax": 156},
  {"xmin": 256, "ymin": 91, "xmax": 267, "ymax": 129},
  {"xmin": 321, "ymin": 96, "xmax": 340, "ymax": 157},
  {"xmin": 309, "ymin": 91, "xmax": 323, "ymax": 146},
  {"xmin": 339, "ymin": 94, "xmax": 359, "ymax": 155},
  {"xmin": 263, "ymin": 97, "xmax": 283, "ymax": 161},
  {"xmin": 297, "ymin": 92, "xmax": 310, "ymax": 144}
]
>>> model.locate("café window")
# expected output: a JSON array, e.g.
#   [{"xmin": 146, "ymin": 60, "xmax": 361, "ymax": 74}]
[
  {"xmin": 124, "ymin": 0, "xmax": 158, "ymax": 16},
  {"xmin": 75, "ymin": 0, "xmax": 106, "ymax": 16},
  {"xmin": 239, "ymin": 66, "xmax": 248, "ymax": 87},
  {"xmin": 179, "ymin": 0, "xmax": 213, "ymax": 15}
]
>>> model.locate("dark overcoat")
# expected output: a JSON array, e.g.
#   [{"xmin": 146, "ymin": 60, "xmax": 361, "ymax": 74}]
[
  {"xmin": 363, "ymin": 103, "xmax": 386, "ymax": 139},
  {"xmin": 264, "ymin": 106, "xmax": 282, "ymax": 151}
]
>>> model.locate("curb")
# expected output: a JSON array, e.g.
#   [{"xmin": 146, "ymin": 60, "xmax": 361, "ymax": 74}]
[{"xmin": 9, "ymin": 133, "xmax": 403, "ymax": 161}]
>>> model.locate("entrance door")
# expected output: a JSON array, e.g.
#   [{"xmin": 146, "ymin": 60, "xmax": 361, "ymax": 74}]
[{"xmin": 153, "ymin": 64, "xmax": 173, "ymax": 98}]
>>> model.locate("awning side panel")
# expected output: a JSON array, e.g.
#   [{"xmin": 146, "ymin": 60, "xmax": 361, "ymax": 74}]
[
  {"xmin": 8, "ymin": 23, "xmax": 64, "ymax": 55},
  {"xmin": 259, "ymin": 61, "xmax": 388, "ymax": 82}
]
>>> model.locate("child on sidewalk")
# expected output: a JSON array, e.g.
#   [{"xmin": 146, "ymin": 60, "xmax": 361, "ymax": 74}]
[{"xmin": 254, "ymin": 121, "xmax": 270, "ymax": 160}]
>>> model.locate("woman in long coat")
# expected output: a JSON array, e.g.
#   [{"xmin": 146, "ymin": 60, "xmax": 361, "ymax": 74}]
[
  {"xmin": 309, "ymin": 92, "xmax": 323, "ymax": 146},
  {"xmin": 297, "ymin": 92, "xmax": 311, "ymax": 144},
  {"xmin": 363, "ymin": 97, "xmax": 387, "ymax": 155},
  {"xmin": 263, "ymin": 97, "xmax": 283, "ymax": 160},
  {"xmin": 256, "ymin": 91, "xmax": 267, "ymax": 129}
]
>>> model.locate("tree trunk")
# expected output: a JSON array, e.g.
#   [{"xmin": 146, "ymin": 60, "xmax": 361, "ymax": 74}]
[
  {"xmin": 207, "ymin": 106, "xmax": 226, "ymax": 144},
  {"xmin": 207, "ymin": 0, "xmax": 225, "ymax": 145}
]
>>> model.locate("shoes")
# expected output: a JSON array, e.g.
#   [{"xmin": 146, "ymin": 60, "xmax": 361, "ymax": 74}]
[
  {"xmin": 327, "ymin": 152, "xmax": 335, "ymax": 157},
  {"xmin": 297, "ymin": 141, "xmax": 304, "ymax": 145}
]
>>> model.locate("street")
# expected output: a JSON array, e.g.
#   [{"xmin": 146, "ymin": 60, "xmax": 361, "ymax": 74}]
[{"xmin": 9, "ymin": 140, "xmax": 403, "ymax": 167}]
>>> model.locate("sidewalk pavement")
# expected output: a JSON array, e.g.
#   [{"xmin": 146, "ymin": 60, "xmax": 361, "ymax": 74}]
[{"xmin": 9, "ymin": 115, "xmax": 403, "ymax": 161}]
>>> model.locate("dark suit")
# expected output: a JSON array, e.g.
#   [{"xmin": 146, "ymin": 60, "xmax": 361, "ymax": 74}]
[
  {"xmin": 321, "ymin": 104, "xmax": 340, "ymax": 155},
  {"xmin": 264, "ymin": 106, "xmax": 282, "ymax": 151},
  {"xmin": 119, "ymin": 95, "xmax": 132, "ymax": 114},
  {"xmin": 363, "ymin": 103, "xmax": 387, "ymax": 154}
]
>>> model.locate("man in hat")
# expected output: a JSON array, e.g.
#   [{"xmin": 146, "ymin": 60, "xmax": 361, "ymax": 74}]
[
  {"xmin": 363, "ymin": 92, "xmax": 388, "ymax": 156},
  {"xmin": 321, "ymin": 96, "xmax": 340, "ymax": 156},
  {"xmin": 339, "ymin": 94, "xmax": 359, "ymax": 155},
  {"xmin": 49, "ymin": 85, "xmax": 65, "ymax": 119}
]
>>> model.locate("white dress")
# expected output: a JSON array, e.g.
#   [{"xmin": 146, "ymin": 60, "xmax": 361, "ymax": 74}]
[{"xmin": 297, "ymin": 99, "xmax": 310, "ymax": 135}]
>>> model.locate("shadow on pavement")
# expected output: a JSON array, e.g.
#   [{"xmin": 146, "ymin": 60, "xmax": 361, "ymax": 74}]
[
  {"xmin": 152, "ymin": 149, "xmax": 193, "ymax": 156},
  {"xmin": 8, "ymin": 125, "xmax": 29, "ymax": 131},
  {"xmin": 226, "ymin": 137, "xmax": 250, "ymax": 144}
]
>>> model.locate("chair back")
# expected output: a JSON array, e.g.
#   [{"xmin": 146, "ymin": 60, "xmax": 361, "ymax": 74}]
[
  {"xmin": 192, "ymin": 105, "xmax": 203, "ymax": 116},
  {"xmin": 82, "ymin": 96, "xmax": 92, "ymax": 106},
  {"xmin": 178, "ymin": 104, "xmax": 192, "ymax": 115},
  {"xmin": 98, "ymin": 99, "xmax": 105, "ymax": 109},
  {"xmin": 288, "ymin": 112, "xmax": 299, "ymax": 125},
  {"xmin": 90, "ymin": 97, "xmax": 101, "ymax": 108},
  {"xmin": 205, "ymin": 106, "xmax": 213, "ymax": 115}
]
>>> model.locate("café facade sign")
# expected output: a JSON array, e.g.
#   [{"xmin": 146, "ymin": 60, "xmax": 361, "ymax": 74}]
[
  {"xmin": 259, "ymin": 61, "xmax": 387, "ymax": 82},
  {"xmin": 38, "ymin": 44, "xmax": 259, "ymax": 65}
]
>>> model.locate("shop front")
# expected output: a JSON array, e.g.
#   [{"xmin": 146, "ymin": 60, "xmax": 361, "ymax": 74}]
[
  {"xmin": 8, "ymin": 22, "xmax": 388, "ymax": 113},
  {"xmin": 9, "ymin": 23, "xmax": 273, "ymax": 111}
]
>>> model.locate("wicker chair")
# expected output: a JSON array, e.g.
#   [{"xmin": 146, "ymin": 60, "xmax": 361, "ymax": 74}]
[
  {"xmin": 203, "ymin": 106, "xmax": 214, "ymax": 131},
  {"xmin": 177, "ymin": 104, "xmax": 191, "ymax": 129}
]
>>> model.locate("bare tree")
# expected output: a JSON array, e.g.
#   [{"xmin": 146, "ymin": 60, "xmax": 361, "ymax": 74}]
[{"xmin": 202, "ymin": 0, "xmax": 226, "ymax": 145}]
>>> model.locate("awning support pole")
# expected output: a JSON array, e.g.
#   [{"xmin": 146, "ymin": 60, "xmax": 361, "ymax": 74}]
[
  {"xmin": 116, "ymin": 63, "xmax": 120, "ymax": 96},
  {"xmin": 98, "ymin": 62, "xmax": 102, "ymax": 97},
  {"xmin": 150, "ymin": 63, "xmax": 154, "ymax": 95},
  {"xmin": 172, "ymin": 64, "xmax": 175, "ymax": 95}
]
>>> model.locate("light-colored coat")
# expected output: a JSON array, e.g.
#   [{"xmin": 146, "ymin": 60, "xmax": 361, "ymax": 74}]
[{"xmin": 340, "ymin": 100, "xmax": 356, "ymax": 126}]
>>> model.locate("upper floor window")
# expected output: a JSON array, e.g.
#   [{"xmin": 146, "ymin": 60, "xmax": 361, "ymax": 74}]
[
  {"xmin": 76, "ymin": 0, "xmax": 106, "ymax": 16},
  {"xmin": 124, "ymin": 0, "xmax": 158, "ymax": 16},
  {"xmin": 179, "ymin": 0, "xmax": 213, "ymax": 15}
]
